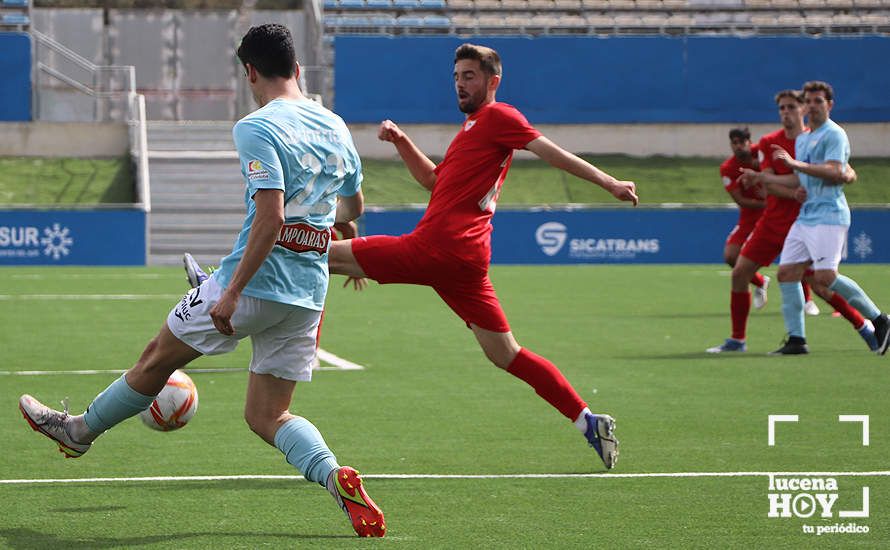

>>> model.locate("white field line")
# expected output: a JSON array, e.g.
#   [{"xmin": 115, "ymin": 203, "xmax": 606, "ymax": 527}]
[
  {"xmin": 0, "ymin": 349, "xmax": 364, "ymax": 375},
  {"xmin": 316, "ymin": 348, "xmax": 365, "ymax": 370},
  {"xmin": 2, "ymin": 471, "xmax": 890, "ymax": 485},
  {"xmin": 0, "ymin": 294, "xmax": 182, "ymax": 300},
  {"xmin": 8, "ymin": 274, "xmax": 167, "ymax": 280}
]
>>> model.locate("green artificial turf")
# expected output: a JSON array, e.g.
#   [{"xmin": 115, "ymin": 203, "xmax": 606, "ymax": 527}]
[{"xmin": 2, "ymin": 264, "xmax": 889, "ymax": 547}]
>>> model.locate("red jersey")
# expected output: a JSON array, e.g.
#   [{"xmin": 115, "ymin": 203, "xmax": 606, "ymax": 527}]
[
  {"xmin": 755, "ymin": 128, "xmax": 803, "ymax": 234},
  {"xmin": 413, "ymin": 102, "xmax": 541, "ymax": 265},
  {"xmin": 720, "ymin": 143, "xmax": 763, "ymax": 228}
]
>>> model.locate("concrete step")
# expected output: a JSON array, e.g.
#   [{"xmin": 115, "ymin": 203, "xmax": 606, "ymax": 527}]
[
  {"xmin": 151, "ymin": 231, "xmax": 236, "ymax": 249},
  {"xmin": 146, "ymin": 122, "xmax": 248, "ymax": 266},
  {"xmin": 147, "ymin": 131, "xmax": 235, "ymax": 151},
  {"xmin": 149, "ymin": 159, "xmax": 240, "ymax": 172},
  {"xmin": 150, "ymin": 248, "xmax": 231, "ymax": 266},
  {"xmin": 150, "ymin": 202, "xmax": 246, "ymax": 214},
  {"xmin": 150, "ymin": 211, "xmax": 246, "ymax": 228},
  {"xmin": 150, "ymin": 181, "xmax": 245, "ymax": 193},
  {"xmin": 151, "ymin": 196, "xmax": 245, "ymax": 210}
]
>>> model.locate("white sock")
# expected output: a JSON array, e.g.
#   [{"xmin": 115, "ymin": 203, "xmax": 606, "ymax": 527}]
[
  {"xmin": 574, "ymin": 407, "xmax": 592, "ymax": 434},
  {"xmin": 67, "ymin": 415, "xmax": 100, "ymax": 444}
]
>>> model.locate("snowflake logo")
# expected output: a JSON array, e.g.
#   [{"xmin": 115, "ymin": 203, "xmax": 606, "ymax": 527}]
[
  {"xmin": 40, "ymin": 223, "xmax": 73, "ymax": 260},
  {"xmin": 853, "ymin": 230, "xmax": 872, "ymax": 260}
]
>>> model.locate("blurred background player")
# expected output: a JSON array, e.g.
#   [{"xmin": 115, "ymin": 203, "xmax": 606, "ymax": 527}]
[
  {"xmin": 718, "ymin": 127, "xmax": 768, "ymax": 307},
  {"xmin": 707, "ymin": 90, "xmax": 871, "ymax": 353},
  {"xmin": 748, "ymin": 81, "xmax": 889, "ymax": 355},
  {"xmin": 18, "ymin": 24, "xmax": 385, "ymax": 538},
  {"xmin": 327, "ymin": 43, "xmax": 637, "ymax": 470}
]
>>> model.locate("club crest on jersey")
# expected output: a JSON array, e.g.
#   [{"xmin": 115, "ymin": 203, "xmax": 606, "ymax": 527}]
[
  {"xmin": 464, "ymin": 120, "xmax": 477, "ymax": 131},
  {"xmin": 247, "ymin": 159, "xmax": 270, "ymax": 182},
  {"xmin": 276, "ymin": 223, "xmax": 330, "ymax": 254}
]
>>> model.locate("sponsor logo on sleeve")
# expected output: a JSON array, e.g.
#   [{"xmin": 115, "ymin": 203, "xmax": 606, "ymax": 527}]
[{"xmin": 247, "ymin": 159, "xmax": 271, "ymax": 182}]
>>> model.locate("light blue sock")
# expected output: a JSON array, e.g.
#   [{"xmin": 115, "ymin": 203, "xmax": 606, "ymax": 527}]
[
  {"xmin": 830, "ymin": 274, "xmax": 881, "ymax": 320},
  {"xmin": 274, "ymin": 417, "xmax": 340, "ymax": 485},
  {"xmin": 780, "ymin": 282, "xmax": 806, "ymax": 338},
  {"xmin": 82, "ymin": 374, "xmax": 156, "ymax": 433}
]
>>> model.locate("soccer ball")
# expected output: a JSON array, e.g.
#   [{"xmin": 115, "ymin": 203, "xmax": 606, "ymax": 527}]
[{"xmin": 139, "ymin": 370, "xmax": 199, "ymax": 431}]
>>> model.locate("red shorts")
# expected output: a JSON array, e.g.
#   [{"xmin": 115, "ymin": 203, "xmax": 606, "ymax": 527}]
[
  {"xmin": 351, "ymin": 233, "xmax": 510, "ymax": 333},
  {"xmin": 740, "ymin": 219, "xmax": 793, "ymax": 267},
  {"xmin": 725, "ymin": 218, "xmax": 758, "ymax": 247}
]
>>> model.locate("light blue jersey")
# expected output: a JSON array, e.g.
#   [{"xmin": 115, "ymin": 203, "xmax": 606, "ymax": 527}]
[
  {"xmin": 794, "ymin": 119, "xmax": 851, "ymax": 226},
  {"xmin": 213, "ymin": 98, "xmax": 362, "ymax": 309}
]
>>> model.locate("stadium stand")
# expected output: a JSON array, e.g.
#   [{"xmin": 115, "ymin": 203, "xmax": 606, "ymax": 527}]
[
  {"xmin": 0, "ymin": 0, "xmax": 30, "ymax": 30},
  {"xmin": 321, "ymin": 0, "xmax": 890, "ymax": 35}
]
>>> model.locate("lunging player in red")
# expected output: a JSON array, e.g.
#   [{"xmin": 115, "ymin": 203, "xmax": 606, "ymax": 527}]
[{"xmin": 329, "ymin": 44, "xmax": 637, "ymax": 469}]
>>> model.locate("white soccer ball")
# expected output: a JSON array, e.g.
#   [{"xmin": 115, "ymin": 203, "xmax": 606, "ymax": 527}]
[{"xmin": 139, "ymin": 370, "xmax": 199, "ymax": 431}]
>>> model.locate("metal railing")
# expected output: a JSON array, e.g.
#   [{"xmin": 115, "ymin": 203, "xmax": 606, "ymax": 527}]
[{"xmin": 31, "ymin": 28, "xmax": 151, "ymax": 215}]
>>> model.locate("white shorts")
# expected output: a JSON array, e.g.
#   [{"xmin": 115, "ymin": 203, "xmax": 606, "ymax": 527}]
[
  {"xmin": 779, "ymin": 222, "xmax": 848, "ymax": 271},
  {"xmin": 167, "ymin": 277, "xmax": 322, "ymax": 382}
]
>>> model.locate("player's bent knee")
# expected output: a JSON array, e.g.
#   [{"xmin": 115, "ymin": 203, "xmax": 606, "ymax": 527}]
[
  {"xmin": 814, "ymin": 270, "xmax": 837, "ymax": 288},
  {"xmin": 776, "ymin": 265, "xmax": 803, "ymax": 283},
  {"xmin": 730, "ymin": 262, "xmax": 754, "ymax": 289},
  {"xmin": 481, "ymin": 342, "xmax": 520, "ymax": 370}
]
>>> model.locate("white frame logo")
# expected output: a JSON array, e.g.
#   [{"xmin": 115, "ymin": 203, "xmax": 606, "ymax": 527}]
[{"xmin": 766, "ymin": 414, "xmax": 870, "ymax": 536}]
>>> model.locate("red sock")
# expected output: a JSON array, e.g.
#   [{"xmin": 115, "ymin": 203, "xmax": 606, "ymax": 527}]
[
  {"xmin": 731, "ymin": 291, "xmax": 750, "ymax": 340},
  {"xmin": 801, "ymin": 281, "xmax": 813, "ymax": 302},
  {"xmin": 506, "ymin": 348, "xmax": 586, "ymax": 421},
  {"xmin": 828, "ymin": 293, "xmax": 865, "ymax": 329},
  {"xmin": 750, "ymin": 272, "xmax": 765, "ymax": 288}
]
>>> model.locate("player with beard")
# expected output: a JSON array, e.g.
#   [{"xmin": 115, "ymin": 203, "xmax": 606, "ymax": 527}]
[{"xmin": 328, "ymin": 43, "xmax": 637, "ymax": 469}]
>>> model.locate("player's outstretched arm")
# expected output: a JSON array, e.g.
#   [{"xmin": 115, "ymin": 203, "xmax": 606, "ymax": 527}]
[
  {"xmin": 525, "ymin": 136, "xmax": 638, "ymax": 205},
  {"xmin": 378, "ymin": 120, "xmax": 437, "ymax": 192},
  {"xmin": 770, "ymin": 144, "xmax": 848, "ymax": 184}
]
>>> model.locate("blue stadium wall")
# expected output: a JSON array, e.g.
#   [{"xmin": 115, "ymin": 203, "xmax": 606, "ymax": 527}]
[
  {"xmin": 335, "ymin": 35, "xmax": 890, "ymax": 124},
  {"xmin": 363, "ymin": 208, "xmax": 890, "ymax": 264},
  {"xmin": 0, "ymin": 32, "xmax": 32, "ymax": 121},
  {"xmin": 0, "ymin": 210, "xmax": 146, "ymax": 265}
]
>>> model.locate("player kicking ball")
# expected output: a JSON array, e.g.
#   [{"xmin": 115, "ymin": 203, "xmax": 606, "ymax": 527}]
[
  {"xmin": 329, "ymin": 44, "xmax": 638, "ymax": 469},
  {"xmin": 19, "ymin": 24, "xmax": 384, "ymax": 537}
]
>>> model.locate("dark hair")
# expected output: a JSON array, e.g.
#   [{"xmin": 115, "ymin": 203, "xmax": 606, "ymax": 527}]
[
  {"xmin": 803, "ymin": 80, "xmax": 834, "ymax": 102},
  {"xmin": 729, "ymin": 127, "xmax": 751, "ymax": 141},
  {"xmin": 454, "ymin": 43, "xmax": 502, "ymax": 77},
  {"xmin": 236, "ymin": 24, "xmax": 297, "ymax": 79},
  {"xmin": 774, "ymin": 89, "xmax": 803, "ymax": 104}
]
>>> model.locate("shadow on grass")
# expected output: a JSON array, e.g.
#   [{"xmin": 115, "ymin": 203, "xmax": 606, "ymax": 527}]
[
  {"xmin": 625, "ymin": 349, "xmax": 856, "ymax": 361},
  {"xmin": 98, "ymin": 157, "xmax": 136, "ymax": 204},
  {"xmin": 0, "ymin": 528, "xmax": 353, "ymax": 549}
]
